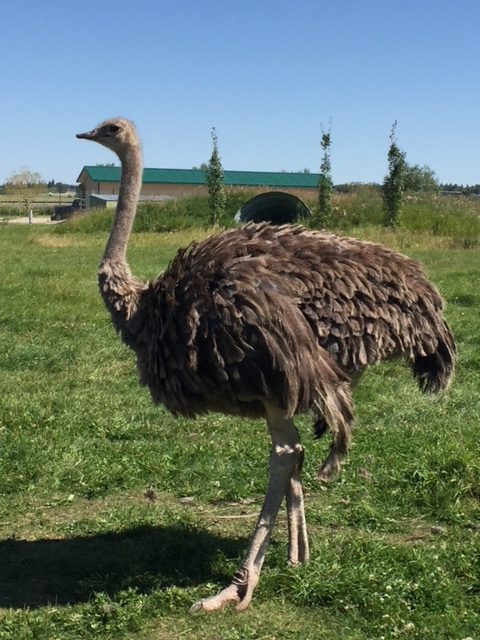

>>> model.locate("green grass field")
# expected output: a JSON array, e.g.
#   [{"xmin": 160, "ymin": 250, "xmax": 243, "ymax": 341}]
[{"xmin": 0, "ymin": 224, "xmax": 478, "ymax": 639}]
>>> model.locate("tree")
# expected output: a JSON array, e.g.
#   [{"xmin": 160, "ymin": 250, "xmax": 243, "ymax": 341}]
[
  {"xmin": 316, "ymin": 126, "xmax": 333, "ymax": 228},
  {"xmin": 404, "ymin": 163, "xmax": 439, "ymax": 192},
  {"xmin": 383, "ymin": 121, "xmax": 406, "ymax": 227},
  {"xmin": 206, "ymin": 127, "xmax": 226, "ymax": 226},
  {"xmin": 3, "ymin": 167, "xmax": 45, "ymax": 214}
]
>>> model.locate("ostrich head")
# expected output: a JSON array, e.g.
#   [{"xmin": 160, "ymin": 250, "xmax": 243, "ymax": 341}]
[{"xmin": 76, "ymin": 118, "xmax": 140, "ymax": 156}]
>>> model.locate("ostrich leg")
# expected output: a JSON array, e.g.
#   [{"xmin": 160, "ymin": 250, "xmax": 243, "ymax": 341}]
[
  {"xmin": 285, "ymin": 441, "xmax": 309, "ymax": 565},
  {"xmin": 190, "ymin": 407, "xmax": 306, "ymax": 612}
]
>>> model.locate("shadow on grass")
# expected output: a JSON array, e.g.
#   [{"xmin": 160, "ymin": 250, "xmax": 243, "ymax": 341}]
[
  {"xmin": 0, "ymin": 525, "xmax": 246, "ymax": 609},
  {"xmin": 448, "ymin": 293, "xmax": 478, "ymax": 307}
]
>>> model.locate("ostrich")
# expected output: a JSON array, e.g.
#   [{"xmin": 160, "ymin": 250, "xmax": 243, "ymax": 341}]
[{"xmin": 77, "ymin": 118, "xmax": 456, "ymax": 612}]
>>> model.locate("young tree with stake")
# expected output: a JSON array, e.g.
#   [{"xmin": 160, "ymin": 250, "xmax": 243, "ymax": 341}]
[
  {"xmin": 383, "ymin": 121, "xmax": 406, "ymax": 227},
  {"xmin": 316, "ymin": 126, "xmax": 333, "ymax": 228},
  {"xmin": 206, "ymin": 127, "xmax": 226, "ymax": 226}
]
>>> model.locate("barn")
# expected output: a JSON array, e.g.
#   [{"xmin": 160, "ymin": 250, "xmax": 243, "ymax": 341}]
[{"xmin": 76, "ymin": 166, "xmax": 321, "ymax": 208}]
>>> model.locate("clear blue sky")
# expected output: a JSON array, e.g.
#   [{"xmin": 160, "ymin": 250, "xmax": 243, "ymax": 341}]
[{"xmin": 2, "ymin": 0, "xmax": 480, "ymax": 185}]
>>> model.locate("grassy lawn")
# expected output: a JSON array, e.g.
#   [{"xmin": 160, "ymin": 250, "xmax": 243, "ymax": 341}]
[{"xmin": 0, "ymin": 224, "xmax": 478, "ymax": 639}]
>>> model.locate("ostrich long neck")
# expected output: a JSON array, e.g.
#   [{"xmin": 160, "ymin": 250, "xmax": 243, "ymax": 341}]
[
  {"xmin": 99, "ymin": 143, "xmax": 146, "ymax": 328},
  {"xmin": 102, "ymin": 145, "xmax": 143, "ymax": 264}
]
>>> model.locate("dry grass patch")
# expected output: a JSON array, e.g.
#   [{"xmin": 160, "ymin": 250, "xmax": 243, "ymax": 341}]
[{"xmin": 33, "ymin": 233, "xmax": 96, "ymax": 248}]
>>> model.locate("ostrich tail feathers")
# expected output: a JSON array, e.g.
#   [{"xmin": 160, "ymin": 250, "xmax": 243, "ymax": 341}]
[
  {"xmin": 314, "ymin": 380, "xmax": 354, "ymax": 482},
  {"xmin": 413, "ymin": 320, "xmax": 456, "ymax": 394},
  {"xmin": 313, "ymin": 416, "xmax": 329, "ymax": 439}
]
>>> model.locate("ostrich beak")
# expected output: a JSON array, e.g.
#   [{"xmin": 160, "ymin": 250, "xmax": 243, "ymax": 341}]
[{"xmin": 76, "ymin": 128, "xmax": 98, "ymax": 140}]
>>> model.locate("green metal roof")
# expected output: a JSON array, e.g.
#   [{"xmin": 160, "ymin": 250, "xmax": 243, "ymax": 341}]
[{"xmin": 78, "ymin": 166, "xmax": 321, "ymax": 189}]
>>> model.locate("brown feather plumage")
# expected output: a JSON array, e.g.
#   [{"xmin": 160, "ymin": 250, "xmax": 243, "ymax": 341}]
[{"xmin": 98, "ymin": 222, "xmax": 456, "ymax": 474}]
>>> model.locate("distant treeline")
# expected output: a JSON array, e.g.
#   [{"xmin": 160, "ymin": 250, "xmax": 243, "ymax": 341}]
[
  {"xmin": 440, "ymin": 183, "xmax": 480, "ymax": 196},
  {"xmin": 46, "ymin": 180, "xmax": 77, "ymax": 192},
  {"xmin": 0, "ymin": 180, "xmax": 76, "ymax": 193},
  {"xmin": 335, "ymin": 182, "xmax": 480, "ymax": 196}
]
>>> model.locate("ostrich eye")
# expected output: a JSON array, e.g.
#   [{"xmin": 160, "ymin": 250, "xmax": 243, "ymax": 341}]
[{"xmin": 108, "ymin": 124, "xmax": 121, "ymax": 134}]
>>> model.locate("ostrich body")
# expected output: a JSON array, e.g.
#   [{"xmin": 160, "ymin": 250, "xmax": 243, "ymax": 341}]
[{"xmin": 77, "ymin": 119, "xmax": 456, "ymax": 612}]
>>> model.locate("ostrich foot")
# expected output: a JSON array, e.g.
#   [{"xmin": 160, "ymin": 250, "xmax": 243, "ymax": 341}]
[
  {"xmin": 190, "ymin": 567, "xmax": 259, "ymax": 613},
  {"xmin": 191, "ymin": 409, "xmax": 305, "ymax": 614},
  {"xmin": 317, "ymin": 453, "xmax": 341, "ymax": 483},
  {"xmin": 317, "ymin": 461, "xmax": 340, "ymax": 482}
]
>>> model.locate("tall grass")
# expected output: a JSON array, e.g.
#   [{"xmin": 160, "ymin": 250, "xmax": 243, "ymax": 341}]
[
  {"xmin": 324, "ymin": 187, "xmax": 480, "ymax": 247},
  {"xmin": 57, "ymin": 188, "xmax": 480, "ymax": 249},
  {"xmin": 58, "ymin": 192, "xmax": 250, "ymax": 234},
  {"xmin": 401, "ymin": 194, "xmax": 480, "ymax": 247}
]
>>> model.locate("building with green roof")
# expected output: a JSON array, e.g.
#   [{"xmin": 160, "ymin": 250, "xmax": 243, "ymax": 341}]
[{"xmin": 77, "ymin": 166, "xmax": 321, "ymax": 208}]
